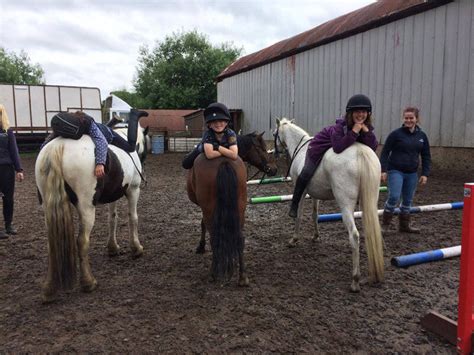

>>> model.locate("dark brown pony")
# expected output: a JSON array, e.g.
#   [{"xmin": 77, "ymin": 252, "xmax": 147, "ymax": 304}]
[
  {"xmin": 192, "ymin": 132, "xmax": 277, "ymax": 256},
  {"xmin": 187, "ymin": 155, "xmax": 248, "ymax": 285}
]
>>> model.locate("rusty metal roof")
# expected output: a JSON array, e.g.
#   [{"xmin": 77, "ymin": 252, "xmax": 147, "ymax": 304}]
[
  {"xmin": 140, "ymin": 109, "xmax": 197, "ymax": 132},
  {"xmin": 217, "ymin": 0, "xmax": 453, "ymax": 81}
]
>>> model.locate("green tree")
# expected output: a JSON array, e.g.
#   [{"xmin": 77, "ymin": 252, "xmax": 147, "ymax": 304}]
[
  {"xmin": 0, "ymin": 47, "xmax": 45, "ymax": 84},
  {"xmin": 134, "ymin": 30, "xmax": 241, "ymax": 109}
]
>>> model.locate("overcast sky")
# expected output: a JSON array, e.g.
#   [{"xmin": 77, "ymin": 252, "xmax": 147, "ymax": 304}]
[{"xmin": 1, "ymin": 0, "xmax": 376, "ymax": 100}]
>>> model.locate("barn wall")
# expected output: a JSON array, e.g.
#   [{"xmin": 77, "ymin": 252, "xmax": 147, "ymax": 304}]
[{"xmin": 218, "ymin": 0, "xmax": 474, "ymax": 150}]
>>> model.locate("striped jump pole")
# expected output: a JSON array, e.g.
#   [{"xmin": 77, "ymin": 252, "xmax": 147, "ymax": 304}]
[
  {"xmin": 250, "ymin": 186, "xmax": 388, "ymax": 204},
  {"xmin": 420, "ymin": 184, "xmax": 474, "ymax": 354},
  {"xmin": 391, "ymin": 245, "xmax": 461, "ymax": 268},
  {"xmin": 317, "ymin": 201, "xmax": 463, "ymax": 223},
  {"xmin": 247, "ymin": 177, "xmax": 292, "ymax": 185}
]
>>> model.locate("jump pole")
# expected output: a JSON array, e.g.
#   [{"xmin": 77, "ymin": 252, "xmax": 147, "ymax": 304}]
[
  {"xmin": 250, "ymin": 186, "xmax": 388, "ymax": 204},
  {"xmin": 420, "ymin": 183, "xmax": 474, "ymax": 353},
  {"xmin": 247, "ymin": 177, "xmax": 292, "ymax": 185},
  {"xmin": 391, "ymin": 245, "xmax": 461, "ymax": 268},
  {"xmin": 316, "ymin": 202, "xmax": 463, "ymax": 223}
]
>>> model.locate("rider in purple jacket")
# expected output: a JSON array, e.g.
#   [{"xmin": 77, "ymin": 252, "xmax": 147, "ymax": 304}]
[{"xmin": 289, "ymin": 94, "xmax": 378, "ymax": 218}]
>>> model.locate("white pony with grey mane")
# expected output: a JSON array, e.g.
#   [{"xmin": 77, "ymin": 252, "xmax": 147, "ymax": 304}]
[
  {"xmin": 274, "ymin": 118, "xmax": 384, "ymax": 292},
  {"xmin": 35, "ymin": 124, "xmax": 147, "ymax": 303}
]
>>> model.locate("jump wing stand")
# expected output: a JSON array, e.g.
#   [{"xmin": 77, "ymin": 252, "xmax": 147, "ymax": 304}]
[{"xmin": 421, "ymin": 182, "xmax": 474, "ymax": 353}]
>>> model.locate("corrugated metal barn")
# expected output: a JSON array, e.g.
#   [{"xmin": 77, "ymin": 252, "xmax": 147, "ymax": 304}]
[{"xmin": 217, "ymin": 0, "xmax": 474, "ymax": 167}]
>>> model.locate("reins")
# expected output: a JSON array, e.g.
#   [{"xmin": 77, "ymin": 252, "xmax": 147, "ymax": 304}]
[
  {"xmin": 285, "ymin": 136, "xmax": 310, "ymax": 178},
  {"xmin": 126, "ymin": 151, "xmax": 147, "ymax": 187}
]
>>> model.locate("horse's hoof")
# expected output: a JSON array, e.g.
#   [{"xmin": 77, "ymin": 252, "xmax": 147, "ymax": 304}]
[
  {"xmin": 349, "ymin": 285, "xmax": 361, "ymax": 293},
  {"xmin": 287, "ymin": 238, "xmax": 297, "ymax": 248},
  {"xmin": 81, "ymin": 279, "xmax": 98, "ymax": 293},
  {"xmin": 41, "ymin": 285, "xmax": 57, "ymax": 304},
  {"xmin": 131, "ymin": 246, "xmax": 144, "ymax": 259},
  {"xmin": 238, "ymin": 275, "xmax": 250, "ymax": 287},
  {"xmin": 41, "ymin": 293, "xmax": 57, "ymax": 304},
  {"xmin": 108, "ymin": 247, "xmax": 120, "ymax": 257}
]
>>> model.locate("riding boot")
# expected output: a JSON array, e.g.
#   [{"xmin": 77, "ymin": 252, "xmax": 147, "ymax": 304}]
[
  {"xmin": 127, "ymin": 109, "xmax": 149, "ymax": 150},
  {"xmin": 182, "ymin": 147, "xmax": 200, "ymax": 169},
  {"xmin": 5, "ymin": 223, "xmax": 17, "ymax": 235},
  {"xmin": 289, "ymin": 176, "xmax": 309, "ymax": 218},
  {"xmin": 399, "ymin": 213, "xmax": 420, "ymax": 234},
  {"xmin": 381, "ymin": 210, "xmax": 394, "ymax": 233},
  {"xmin": 0, "ymin": 230, "xmax": 8, "ymax": 240},
  {"xmin": 105, "ymin": 114, "xmax": 123, "ymax": 128}
]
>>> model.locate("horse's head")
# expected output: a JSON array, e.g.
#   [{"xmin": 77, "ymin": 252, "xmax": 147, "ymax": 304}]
[
  {"xmin": 273, "ymin": 117, "xmax": 310, "ymax": 158},
  {"xmin": 238, "ymin": 132, "xmax": 278, "ymax": 176},
  {"xmin": 273, "ymin": 118, "xmax": 291, "ymax": 158},
  {"xmin": 113, "ymin": 125, "xmax": 149, "ymax": 164},
  {"xmin": 136, "ymin": 126, "xmax": 149, "ymax": 164}
]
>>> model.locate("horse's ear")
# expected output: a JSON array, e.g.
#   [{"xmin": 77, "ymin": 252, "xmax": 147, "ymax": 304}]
[
  {"xmin": 257, "ymin": 131, "xmax": 265, "ymax": 138},
  {"xmin": 290, "ymin": 119, "xmax": 295, "ymax": 124},
  {"xmin": 276, "ymin": 117, "xmax": 280, "ymax": 126}
]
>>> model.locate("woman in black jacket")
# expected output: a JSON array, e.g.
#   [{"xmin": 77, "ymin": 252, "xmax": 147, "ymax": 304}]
[
  {"xmin": 380, "ymin": 106, "xmax": 431, "ymax": 233},
  {"xmin": 0, "ymin": 104, "xmax": 24, "ymax": 239}
]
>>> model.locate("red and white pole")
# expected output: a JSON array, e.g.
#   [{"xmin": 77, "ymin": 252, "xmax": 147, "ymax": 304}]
[{"xmin": 457, "ymin": 183, "xmax": 474, "ymax": 354}]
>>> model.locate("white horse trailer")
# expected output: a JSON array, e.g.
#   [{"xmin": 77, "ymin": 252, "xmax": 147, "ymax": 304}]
[{"xmin": 0, "ymin": 84, "xmax": 102, "ymax": 150}]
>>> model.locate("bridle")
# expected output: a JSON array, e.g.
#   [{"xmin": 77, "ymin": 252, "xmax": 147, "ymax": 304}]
[
  {"xmin": 273, "ymin": 122, "xmax": 311, "ymax": 178},
  {"xmin": 239, "ymin": 135, "xmax": 275, "ymax": 180}
]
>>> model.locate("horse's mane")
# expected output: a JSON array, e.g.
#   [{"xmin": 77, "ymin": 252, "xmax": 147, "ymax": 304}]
[
  {"xmin": 237, "ymin": 132, "xmax": 258, "ymax": 156},
  {"xmin": 279, "ymin": 118, "xmax": 311, "ymax": 137}
]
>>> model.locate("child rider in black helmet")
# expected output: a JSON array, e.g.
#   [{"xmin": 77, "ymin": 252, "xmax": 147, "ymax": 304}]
[{"xmin": 182, "ymin": 102, "xmax": 238, "ymax": 169}]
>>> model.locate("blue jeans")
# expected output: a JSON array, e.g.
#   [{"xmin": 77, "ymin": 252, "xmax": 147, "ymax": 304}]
[{"xmin": 384, "ymin": 170, "xmax": 418, "ymax": 214}]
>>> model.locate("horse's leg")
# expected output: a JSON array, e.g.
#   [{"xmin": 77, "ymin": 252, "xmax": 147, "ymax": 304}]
[
  {"xmin": 340, "ymin": 207, "xmax": 360, "ymax": 292},
  {"xmin": 127, "ymin": 188, "xmax": 143, "ymax": 258},
  {"xmin": 107, "ymin": 201, "xmax": 120, "ymax": 256},
  {"xmin": 288, "ymin": 197, "xmax": 305, "ymax": 247},
  {"xmin": 77, "ymin": 203, "xmax": 97, "ymax": 293},
  {"xmin": 310, "ymin": 198, "xmax": 320, "ymax": 241},
  {"xmin": 195, "ymin": 218, "xmax": 206, "ymax": 254},
  {"xmin": 238, "ymin": 234, "xmax": 249, "ymax": 287},
  {"xmin": 43, "ymin": 252, "xmax": 57, "ymax": 303}
]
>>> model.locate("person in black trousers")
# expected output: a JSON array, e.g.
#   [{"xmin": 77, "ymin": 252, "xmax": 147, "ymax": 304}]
[{"xmin": 0, "ymin": 104, "xmax": 24, "ymax": 239}]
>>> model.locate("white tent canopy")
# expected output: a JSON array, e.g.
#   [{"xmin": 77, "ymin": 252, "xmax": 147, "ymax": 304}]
[
  {"xmin": 110, "ymin": 94, "xmax": 132, "ymax": 111},
  {"xmin": 107, "ymin": 94, "xmax": 132, "ymax": 121}
]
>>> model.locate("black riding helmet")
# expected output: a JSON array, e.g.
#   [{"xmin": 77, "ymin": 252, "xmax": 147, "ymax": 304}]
[
  {"xmin": 346, "ymin": 94, "xmax": 372, "ymax": 113},
  {"xmin": 204, "ymin": 102, "xmax": 231, "ymax": 124}
]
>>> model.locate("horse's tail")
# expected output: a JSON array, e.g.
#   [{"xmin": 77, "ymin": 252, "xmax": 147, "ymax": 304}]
[
  {"xmin": 211, "ymin": 162, "xmax": 242, "ymax": 281},
  {"xmin": 358, "ymin": 146, "xmax": 384, "ymax": 283},
  {"xmin": 41, "ymin": 144, "xmax": 77, "ymax": 290}
]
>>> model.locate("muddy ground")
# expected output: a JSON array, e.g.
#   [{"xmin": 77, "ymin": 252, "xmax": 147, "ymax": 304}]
[{"xmin": 1, "ymin": 152, "xmax": 470, "ymax": 353}]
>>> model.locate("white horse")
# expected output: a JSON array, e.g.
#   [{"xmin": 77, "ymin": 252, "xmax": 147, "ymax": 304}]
[
  {"xmin": 35, "ymin": 126, "xmax": 147, "ymax": 303},
  {"xmin": 274, "ymin": 118, "xmax": 384, "ymax": 292}
]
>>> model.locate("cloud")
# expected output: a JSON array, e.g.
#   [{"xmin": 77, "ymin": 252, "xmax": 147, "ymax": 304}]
[{"xmin": 1, "ymin": 0, "xmax": 375, "ymax": 100}]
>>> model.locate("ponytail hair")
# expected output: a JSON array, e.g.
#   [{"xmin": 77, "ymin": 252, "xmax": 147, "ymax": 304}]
[{"xmin": 0, "ymin": 104, "xmax": 10, "ymax": 130}]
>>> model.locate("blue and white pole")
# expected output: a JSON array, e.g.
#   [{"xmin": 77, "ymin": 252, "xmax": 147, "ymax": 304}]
[
  {"xmin": 391, "ymin": 245, "xmax": 461, "ymax": 268},
  {"xmin": 317, "ymin": 202, "xmax": 464, "ymax": 223}
]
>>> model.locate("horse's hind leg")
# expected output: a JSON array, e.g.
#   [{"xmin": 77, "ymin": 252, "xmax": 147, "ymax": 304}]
[
  {"xmin": 238, "ymin": 236, "xmax": 249, "ymax": 287},
  {"xmin": 310, "ymin": 198, "xmax": 320, "ymax": 241},
  {"xmin": 107, "ymin": 202, "xmax": 120, "ymax": 256},
  {"xmin": 196, "ymin": 219, "xmax": 206, "ymax": 254},
  {"xmin": 341, "ymin": 208, "xmax": 360, "ymax": 292},
  {"xmin": 77, "ymin": 203, "xmax": 98, "ymax": 293},
  {"xmin": 127, "ymin": 189, "xmax": 143, "ymax": 258},
  {"xmin": 42, "ymin": 253, "xmax": 58, "ymax": 303}
]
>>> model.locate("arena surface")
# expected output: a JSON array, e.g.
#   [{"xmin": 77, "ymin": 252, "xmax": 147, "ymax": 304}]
[{"xmin": 1, "ymin": 152, "xmax": 469, "ymax": 353}]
